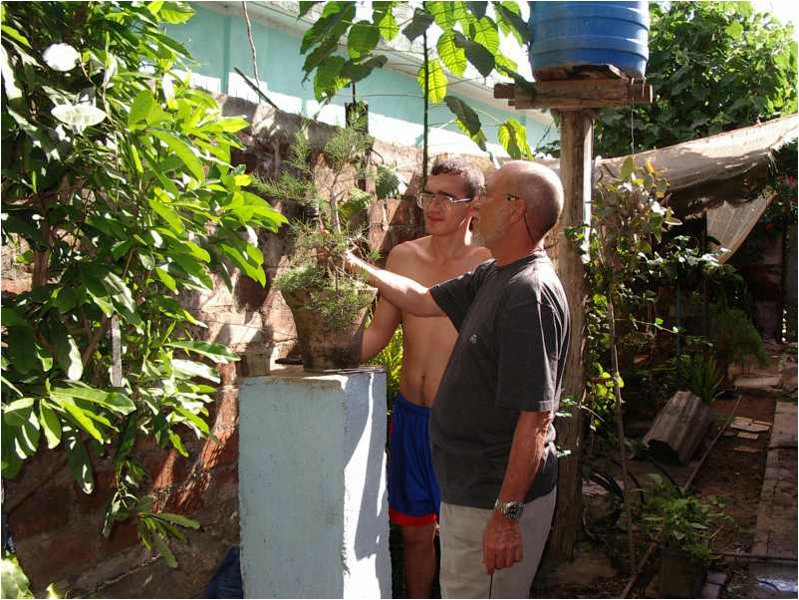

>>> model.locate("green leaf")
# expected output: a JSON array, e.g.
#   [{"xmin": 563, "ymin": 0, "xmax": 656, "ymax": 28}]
[
  {"xmin": 172, "ymin": 359, "xmax": 220, "ymax": 383},
  {"xmin": 725, "ymin": 21, "xmax": 743, "ymax": 40},
  {"xmin": 347, "ymin": 20, "xmax": 379, "ymax": 59},
  {"xmin": 158, "ymin": 1, "xmax": 194, "ymax": 24},
  {"xmin": 185, "ymin": 241, "xmax": 211, "ymax": 262},
  {"xmin": 150, "ymin": 529, "xmax": 178, "ymax": 568},
  {"xmin": 57, "ymin": 399, "xmax": 106, "ymax": 443},
  {"xmin": 300, "ymin": 1, "xmax": 355, "ymax": 54},
  {"xmin": 427, "ymin": 1, "xmax": 461, "ymax": 31},
  {"xmin": 149, "ymin": 191, "xmax": 185, "ymax": 235},
  {"xmin": 153, "ymin": 512, "xmax": 200, "ymax": 529},
  {"xmin": 298, "ymin": 1, "xmax": 321, "ymax": 17},
  {"xmin": 83, "ymin": 271, "xmax": 115, "ymax": 317},
  {"xmin": 1, "ymin": 46, "xmax": 22, "ymax": 100},
  {"xmin": 470, "ymin": 17, "xmax": 499, "ymax": 54},
  {"xmin": 17, "ymin": 409, "xmax": 40, "ymax": 458},
  {"xmin": 39, "ymin": 400, "xmax": 62, "ymax": 449},
  {"xmin": 151, "ymin": 130, "xmax": 205, "ymax": 182},
  {"xmin": 36, "ymin": 346, "xmax": 54, "ymax": 371},
  {"xmin": 2, "ymin": 397, "xmax": 34, "ymax": 427},
  {"xmin": 1, "ymin": 23, "xmax": 31, "ymax": 48},
  {"xmin": 454, "ymin": 33, "xmax": 495, "ymax": 77},
  {"xmin": 495, "ymin": 1, "xmax": 530, "ymax": 45},
  {"xmin": 1, "ymin": 421, "xmax": 22, "ymax": 478},
  {"xmin": 0, "ymin": 306, "xmax": 29, "ymax": 329},
  {"xmin": 51, "ymin": 385, "xmax": 137, "ymax": 415},
  {"xmin": 444, "ymin": 94, "xmax": 483, "ymax": 139},
  {"xmin": 52, "ymin": 327, "xmax": 83, "ymax": 381},
  {"xmin": 620, "ymin": 156, "xmax": 635, "ymax": 179},
  {"xmin": 173, "ymin": 406, "xmax": 211, "ymax": 436},
  {"xmin": 103, "ymin": 271, "xmax": 137, "ymax": 316},
  {"xmin": 375, "ymin": 6, "xmax": 399, "ymax": 41},
  {"xmin": 148, "ymin": 1, "xmax": 166, "ymax": 16},
  {"xmin": 7, "ymin": 327, "xmax": 37, "ymax": 374},
  {"xmin": 465, "ymin": 1, "xmax": 487, "ymax": 19},
  {"xmin": 168, "ymin": 429, "xmax": 189, "ymax": 457},
  {"xmin": 341, "ymin": 55, "xmax": 388, "ymax": 84},
  {"xmin": 313, "ymin": 56, "xmax": 347, "ymax": 100},
  {"xmin": 156, "ymin": 266, "xmax": 178, "ymax": 292},
  {"xmin": 437, "ymin": 31, "xmax": 467, "ymax": 77},
  {"xmin": 498, "ymin": 118, "xmax": 532, "ymax": 159},
  {"xmin": 402, "ymin": 7, "xmax": 434, "ymax": 42},
  {"xmin": 129, "ymin": 90, "xmax": 157, "ymax": 127},
  {"xmin": 417, "ymin": 58, "xmax": 448, "ymax": 104},
  {"xmin": 168, "ymin": 341, "xmax": 239, "ymax": 364},
  {"xmin": 216, "ymin": 117, "xmax": 249, "ymax": 132},
  {"xmin": 65, "ymin": 428, "xmax": 95, "ymax": 493},
  {"xmin": 218, "ymin": 242, "xmax": 267, "ymax": 286}
]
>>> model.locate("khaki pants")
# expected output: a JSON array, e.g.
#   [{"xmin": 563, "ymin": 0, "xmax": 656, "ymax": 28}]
[{"xmin": 439, "ymin": 489, "xmax": 557, "ymax": 599}]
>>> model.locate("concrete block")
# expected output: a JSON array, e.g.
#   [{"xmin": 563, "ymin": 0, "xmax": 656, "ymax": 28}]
[{"xmin": 239, "ymin": 367, "xmax": 391, "ymax": 599}]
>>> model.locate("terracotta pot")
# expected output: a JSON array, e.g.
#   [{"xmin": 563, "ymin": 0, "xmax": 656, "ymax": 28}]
[
  {"xmin": 282, "ymin": 286, "xmax": 377, "ymax": 372},
  {"xmin": 659, "ymin": 545, "xmax": 706, "ymax": 598}
]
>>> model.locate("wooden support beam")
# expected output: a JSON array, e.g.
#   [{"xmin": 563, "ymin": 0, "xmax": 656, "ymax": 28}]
[
  {"xmin": 546, "ymin": 110, "xmax": 591, "ymax": 562},
  {"xmin": 494, "ymin": 79, "xmax": 653, "ymax": 110}
]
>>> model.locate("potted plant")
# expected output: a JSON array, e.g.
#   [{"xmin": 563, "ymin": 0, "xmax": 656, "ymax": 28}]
[
  {"xmin": 642, "ymin": 475, "xmax": 731, "ymax": 598},
  {"xmin": 265, "ymin": 122, "xmax": 382, "ymax": 371}
]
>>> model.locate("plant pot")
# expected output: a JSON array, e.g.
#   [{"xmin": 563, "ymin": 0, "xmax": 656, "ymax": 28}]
[
  {"xmin": 659, "ymin": 545, "xmax": 706, "ymax": 598},
  {"xmin": 282, "ymin": 286, "xmax": 377, "ymax": 372}
]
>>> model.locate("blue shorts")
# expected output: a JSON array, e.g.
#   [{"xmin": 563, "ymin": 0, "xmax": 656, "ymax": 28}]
[{"xmin": 388, "ymin": 394, "xmax": 441, "ymax": 526}]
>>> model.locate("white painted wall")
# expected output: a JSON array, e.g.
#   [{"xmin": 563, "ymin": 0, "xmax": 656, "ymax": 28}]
[{"xmin": 239, "ymin": 368, "xmax": 391, "ymax": 599}]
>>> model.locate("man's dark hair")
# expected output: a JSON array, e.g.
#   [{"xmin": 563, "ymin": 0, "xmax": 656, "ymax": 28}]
[{"xmin": 430, "ymin": 157, "xmax": 485, "ymax": 198}]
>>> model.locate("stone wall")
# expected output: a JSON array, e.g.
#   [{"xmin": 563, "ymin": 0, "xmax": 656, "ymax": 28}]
[{"xmin": 2, "ymin": 97, "xmax": 429, "ymax": 597}]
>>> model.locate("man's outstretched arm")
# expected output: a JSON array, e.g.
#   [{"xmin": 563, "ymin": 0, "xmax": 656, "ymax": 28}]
[
  {"xmin": 347, "ymin": 251, "xmax": 444, "ymax": 318},
  {"xmin": 361, "ymin": 248, "xmax": 403, "ymax": 362}
]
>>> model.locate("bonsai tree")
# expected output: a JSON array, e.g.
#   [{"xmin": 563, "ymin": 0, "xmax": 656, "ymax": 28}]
[{"xmin": 266, "ymin": 121, "xmax": 385, "ymax": 370}]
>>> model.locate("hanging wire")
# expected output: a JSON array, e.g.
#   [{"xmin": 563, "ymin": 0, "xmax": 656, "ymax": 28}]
[{"xmin": 629, "ymin": 77, "xmax": 636, "ymax": 155}]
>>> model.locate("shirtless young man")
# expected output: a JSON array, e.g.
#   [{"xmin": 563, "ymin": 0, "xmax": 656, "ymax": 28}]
[{"xmin": 361, "ymin": 158, "xmax": 491, "ymax": 598}]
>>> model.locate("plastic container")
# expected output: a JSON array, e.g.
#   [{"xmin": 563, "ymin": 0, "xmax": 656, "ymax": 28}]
[{"xmin": 529, "ymin": 1, "xmax": 650, "ymax": 79}]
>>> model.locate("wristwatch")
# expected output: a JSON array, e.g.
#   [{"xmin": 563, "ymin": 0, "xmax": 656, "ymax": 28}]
[{"xmin": 494, "ymin": 498, "xmax": 525, "ymax": 520}]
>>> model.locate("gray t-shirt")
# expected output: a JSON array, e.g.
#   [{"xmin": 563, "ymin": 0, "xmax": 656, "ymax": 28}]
[{"xmin": 429, "ymin": 251, "xmax": 570, "ymax": 509}]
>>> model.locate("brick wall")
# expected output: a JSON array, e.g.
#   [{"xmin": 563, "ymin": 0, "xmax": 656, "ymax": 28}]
[{"xmin": 3, "ymin": 97, "xmax": 429, "ymax": 597}]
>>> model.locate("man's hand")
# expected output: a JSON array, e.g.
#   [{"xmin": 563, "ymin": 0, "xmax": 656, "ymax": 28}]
[
  {"xmin": 344, "ymin": 249, "xmax": 364, "ymax": 274},
  {"xmin": 482, "ymin": 511, "xmax": 523, "ymax": 575}
]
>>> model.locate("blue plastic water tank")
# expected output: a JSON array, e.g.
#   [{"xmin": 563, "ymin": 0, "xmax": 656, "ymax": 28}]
[{"xmin": 529, "ymin": 1, "xmax": 650, "ymax": 79}]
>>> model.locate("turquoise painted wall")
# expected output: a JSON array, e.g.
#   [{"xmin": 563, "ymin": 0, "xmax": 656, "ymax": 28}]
[{"xmin": 168, "ymin": 4, "xmax": 558, "ymax": 156}]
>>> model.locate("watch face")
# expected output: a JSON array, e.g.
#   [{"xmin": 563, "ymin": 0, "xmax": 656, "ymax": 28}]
[{"xmin": 505, "ymin": 502, "xmax": 524, "ymax": 520}]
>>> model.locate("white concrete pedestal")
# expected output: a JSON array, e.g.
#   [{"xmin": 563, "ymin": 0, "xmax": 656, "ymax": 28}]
[{"xmin": 239, "ymin": 367, "xmax": 391, "ymax": 599}]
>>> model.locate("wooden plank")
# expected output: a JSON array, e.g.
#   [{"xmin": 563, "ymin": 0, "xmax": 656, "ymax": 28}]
[
  {"xmin": 493, "ymin": 79, "xmax": 653, "ymax": 110},
  {"xmin": 493, "ymin": 83, "xmax": 516, "ymax": 99}
]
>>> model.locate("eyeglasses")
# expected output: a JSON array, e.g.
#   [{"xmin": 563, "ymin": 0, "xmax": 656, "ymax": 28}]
[
  {"xmin": 477, "ymin": 188, "xmax": 520, "ymax": 204},
  {"xmin": 480, "ymin": 190, "xmax": 538, "ymax": 246},
  {"xmin": 416, "ymin": 191, "xmax": 474, "ymax": 210}
]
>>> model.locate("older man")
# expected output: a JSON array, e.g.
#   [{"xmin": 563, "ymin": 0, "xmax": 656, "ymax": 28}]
[
  {"xmin": 361, "ymin": 157, "xmax": 490, "ymax": 598},
  {"xmin": 348, "ymin": 161, "xmax": 570, "ymax": 598}
]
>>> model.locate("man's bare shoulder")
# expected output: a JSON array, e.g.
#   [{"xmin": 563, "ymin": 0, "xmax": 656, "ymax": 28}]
[{"xmin": 386, "ymin": 237, "xmax": 431, "ymax": 266}]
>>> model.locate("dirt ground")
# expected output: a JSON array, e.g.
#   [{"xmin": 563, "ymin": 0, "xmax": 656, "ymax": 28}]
[{"xmin": 531, "ymin": 390, "xmax": 781, "ymax": 598}]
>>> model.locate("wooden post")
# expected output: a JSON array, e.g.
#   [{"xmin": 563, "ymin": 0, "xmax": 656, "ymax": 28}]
[{"xmin": 547, "ymin": 110, "xmax": 592, "ymax": 561}]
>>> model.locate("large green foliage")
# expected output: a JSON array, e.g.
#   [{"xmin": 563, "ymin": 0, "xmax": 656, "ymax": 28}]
[
  {"xmin": 596, "ymin": 2, "xmax": 798, "ymax": 157},
  {"xmin": 1, "ymin": 1, "xmax": 285, "ymax": 565},
  {"xmin": 298, "ymin": 1, "xmax": 535, "ymax": 159}
]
